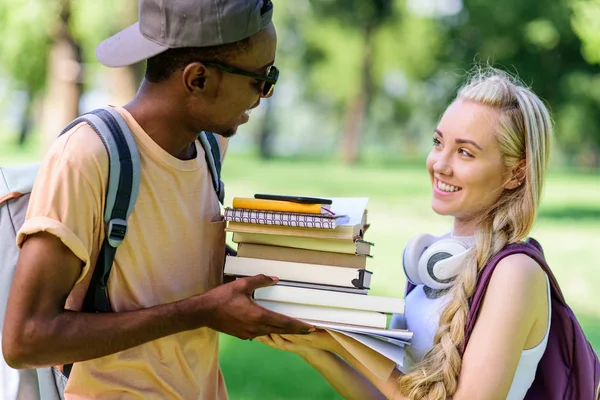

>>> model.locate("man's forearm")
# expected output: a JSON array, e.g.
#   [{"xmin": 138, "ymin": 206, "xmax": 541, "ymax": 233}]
[{"xmin": 6, "ymin": 295, "xmax": 205, "ymax": 369}]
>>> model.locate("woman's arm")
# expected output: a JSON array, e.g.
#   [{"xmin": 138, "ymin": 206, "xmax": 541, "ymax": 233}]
[
  {"xmin": 453, "ymin": 254, "xmax": 548, "ymax": 400},
  {"xmin": 257, "ymin": 332, "xmax": 404, "ymax": 399}
]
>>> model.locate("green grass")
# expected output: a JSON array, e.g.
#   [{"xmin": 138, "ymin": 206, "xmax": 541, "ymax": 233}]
[
  {"xmin": 218, "ymin": 154, "xmax": 600, "ymax": 399},
  {"xmin": 3, "ymin": 136, "xmax": 600, "ymax": 399}
]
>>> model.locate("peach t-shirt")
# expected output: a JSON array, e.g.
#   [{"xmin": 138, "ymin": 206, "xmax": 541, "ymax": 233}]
[{"xmin": 17, "ymin": 108, "xmax": 229, "ymax": 399}]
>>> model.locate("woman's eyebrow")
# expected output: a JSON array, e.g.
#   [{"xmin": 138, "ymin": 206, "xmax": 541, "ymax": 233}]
[{"xmin": 435, "ymin": 129, "xmax": 483, "ymax": 151}]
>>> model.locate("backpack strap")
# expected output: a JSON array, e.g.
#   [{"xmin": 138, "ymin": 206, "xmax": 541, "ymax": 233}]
[
  {"xmin": 463, "ymin": 238, "xmax": 561, "ymax": 350},
  {"xmin": 198, "ymin": 131, "xmax": 225, "ymax": 204},
  {"xmin": 59, "ymin": 107, "xmax": 141, "ymax": 313}
]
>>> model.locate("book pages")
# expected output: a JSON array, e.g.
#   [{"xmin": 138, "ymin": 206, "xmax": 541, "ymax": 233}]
[{"xmin": 326, "ymin": 330, "xmax": 399, "ymax": 381}]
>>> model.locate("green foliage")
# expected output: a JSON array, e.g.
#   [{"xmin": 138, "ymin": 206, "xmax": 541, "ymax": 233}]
[
  {"xmin": 310, "ymin": 0, "xmax": 395, "ymax": 28},
  {"xmin": 1, "ymin": 0, "xmax": 599, "ymax": 166},
  {"xmin": 431, "ymin": 0, "xmax": 600, "ymax": 168},
  {"xmin": 70, "ymin": 0, "xmax": 136, "ymax": 65},
  {"xmin": 0, "ymin": 0, "xmax": 135, "ymax": 96},
  {"xmin": 0, "ymin": 0, "xmax": 57, "ymax": 94},
  {"xmin": 572, "ymin": 0, "xmax": 600, "ymax": 64}
]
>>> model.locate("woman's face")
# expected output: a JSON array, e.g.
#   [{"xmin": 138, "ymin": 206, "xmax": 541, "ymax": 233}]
[{"xmin": 426, "ymin": 99, "xmax": 513, "ymax": 235}]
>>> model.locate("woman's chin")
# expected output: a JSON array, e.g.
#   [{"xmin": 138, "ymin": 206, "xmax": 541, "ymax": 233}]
[{"xmin": 431, "ymin": 201, "xmax": 455, "ymax": 217}]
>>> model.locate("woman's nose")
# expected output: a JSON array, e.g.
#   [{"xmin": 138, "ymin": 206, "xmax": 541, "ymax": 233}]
[{"xmin": 432, "ymin": 154, "xmax": 452, "ymax": 176}]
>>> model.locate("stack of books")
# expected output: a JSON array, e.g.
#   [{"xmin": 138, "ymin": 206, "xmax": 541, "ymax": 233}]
[{"xmin": 223, "ymin": 196, "xmax": 412, "ymax": 367}]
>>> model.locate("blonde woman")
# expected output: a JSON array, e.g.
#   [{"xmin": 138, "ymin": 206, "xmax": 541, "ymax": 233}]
[{"xmin": 257, "ymin": 69, "xmax": 557, "ymax": 399}]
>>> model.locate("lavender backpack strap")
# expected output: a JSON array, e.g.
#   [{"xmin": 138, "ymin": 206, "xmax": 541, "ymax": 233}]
[{"xmin": 463, "ymin": 238, "xmax": 559, "ymax": 349}]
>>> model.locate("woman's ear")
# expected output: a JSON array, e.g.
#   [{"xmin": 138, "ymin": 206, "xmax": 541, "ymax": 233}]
[{"xmin": 505, "ymin": 159, "xmax": 527, "ymax": 190}]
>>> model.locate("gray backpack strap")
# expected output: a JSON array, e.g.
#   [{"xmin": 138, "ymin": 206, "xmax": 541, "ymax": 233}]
[
  {"xmin": 198, "ymin": 131, "xmax": 225, "ymax": 204},
  {"xmin": 59, "ymin": 107, "xmax": 140, "ymax": 315}
]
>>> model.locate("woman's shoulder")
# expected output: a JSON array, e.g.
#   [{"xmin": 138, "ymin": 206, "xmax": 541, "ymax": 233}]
[{"xmin": 487, "ymin": 252, "xmax": 547, "ymax": 302}]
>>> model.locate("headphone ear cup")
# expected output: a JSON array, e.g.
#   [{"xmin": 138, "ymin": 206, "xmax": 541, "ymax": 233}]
[
  {"xmin": 403, "ymin": 234, "xmax": 438, "ymax": 286},
  {"xmin": 417, "ymin": 238, "xmax": 471, "ymax": 290}
]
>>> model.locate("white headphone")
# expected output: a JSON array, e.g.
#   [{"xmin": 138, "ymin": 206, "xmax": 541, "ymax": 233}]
[{"xmin": 402, "ymin": 233, "xmax": 472, "ymax": 290}]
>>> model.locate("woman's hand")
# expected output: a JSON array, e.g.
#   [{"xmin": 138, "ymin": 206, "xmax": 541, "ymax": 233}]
[{"xmin": 255, "ymin": 329, "xmax": 342, "ymax": 358}]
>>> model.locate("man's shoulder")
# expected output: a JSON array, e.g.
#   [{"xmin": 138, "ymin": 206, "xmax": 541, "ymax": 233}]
[
  {"xmin": 39, "ymin": 121, "xmax": 111, "ymax": 187},
  {"xmin": 50, "ymin": 121, "xmax": 110, "ymax": 168}
]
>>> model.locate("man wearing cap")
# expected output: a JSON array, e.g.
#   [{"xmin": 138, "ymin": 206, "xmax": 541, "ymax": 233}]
[{"xmin": 2, "ymin": 1, "xmax": 314, "ymax": 399}]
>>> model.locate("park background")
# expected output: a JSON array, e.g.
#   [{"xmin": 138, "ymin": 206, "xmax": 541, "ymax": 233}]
[{"xmin": 1, "ymin": 0, "xmax": 599, "ymax": 398}]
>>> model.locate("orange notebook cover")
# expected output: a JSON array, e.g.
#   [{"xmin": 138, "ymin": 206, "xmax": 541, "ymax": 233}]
[{"xmin": 232, "ymin": 197, "xmax": 331, "ymax": 214}]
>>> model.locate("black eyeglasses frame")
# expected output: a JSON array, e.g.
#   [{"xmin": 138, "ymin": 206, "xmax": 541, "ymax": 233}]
[{"xmin": 203, "ymin": 61, "xmax": 279, "ymax": 97}]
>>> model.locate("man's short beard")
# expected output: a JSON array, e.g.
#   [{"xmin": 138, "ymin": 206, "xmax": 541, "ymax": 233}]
[{"xmin": 218, "ymin": 128, "xmax": 238, "ymax": 138}]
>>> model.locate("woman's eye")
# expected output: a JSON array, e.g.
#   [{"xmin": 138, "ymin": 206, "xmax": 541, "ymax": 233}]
[
  {"xmin": 459, "ymin": 148, "xmax": 474, "ymax": 158},
  {"xmin": 432, "ymin": 137, "xmax": 441, "ymax": 146}
]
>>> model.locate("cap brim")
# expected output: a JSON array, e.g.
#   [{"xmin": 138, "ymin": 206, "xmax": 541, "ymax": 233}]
[{"xmin": 96, "ymin": 22, "xmax": 168, "ymax": 68}]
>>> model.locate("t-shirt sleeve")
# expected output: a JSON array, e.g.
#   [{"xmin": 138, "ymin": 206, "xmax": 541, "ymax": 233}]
[{"xmin": 17, "ymin": 123, "xmax": 108, "ymax": 284}]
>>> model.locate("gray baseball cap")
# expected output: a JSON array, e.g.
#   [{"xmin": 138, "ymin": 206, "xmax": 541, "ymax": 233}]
[{"xmin": 96, "ymin": 0, "xmax": 273, "ymax": 68}]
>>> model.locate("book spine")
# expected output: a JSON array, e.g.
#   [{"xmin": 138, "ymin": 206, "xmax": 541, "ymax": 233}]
[
  {"xmin": 232, "ymin": 232, "xmax": 363, "ymax": 255},
  {"xmin": 226, "ymin": 221, "xmax": 356, "ymax": 240},
  {"xmin": 236, "ymin": 243, "xmax": 368, "ymax": 269},
  {"xmin": 232, "ymin": 198, "xmax": 323, "ymax": 214},
  {"xmin": 224, "ymin": 256, "xmax": 372, "ymax": 289},
  {"xmin": 224, "ymin": 208, "xmax": 337, "ymax": 228},
  {"xmin": 275, "ymin": 281, "xmax": 368, "ymax": 295}
]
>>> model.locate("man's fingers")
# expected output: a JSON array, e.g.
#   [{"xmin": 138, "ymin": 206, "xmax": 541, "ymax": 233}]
[
  {"xmin": 239, "ymin": 274, "xmax": 279, "ymax": 294},
  {"xmin": 258, "ymin": 325, "xmax": 305, "ymax": 336},
  {"xmin": 261, "ymin": 310, "xmax": 315, "ymax": 334}
]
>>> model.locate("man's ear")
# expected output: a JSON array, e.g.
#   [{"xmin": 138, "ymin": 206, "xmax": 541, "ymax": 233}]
[
  {"xmin": 182, "ymin": 62, "xmax": 208, "ymax": 93},
  {"xmin": 505, "ymin": 159, "xmax": 527, "ymax": 190}
]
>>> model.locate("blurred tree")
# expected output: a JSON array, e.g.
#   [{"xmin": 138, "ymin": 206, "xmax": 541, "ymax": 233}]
[
  {"xmin": 571, "ymin": 0, "xmax": 600, "ymax": 65},
  {"xmin": 0, "ymin": 0, "xmax": 56, "ymax": 145},
  {"xmin": 308, "ymin": 0, "xmax": 395, "ymax": 164},
  {"xmin": 0, "ymin": 0, "xmax": 140, "ymax": 148},
  {"xmin": 435, "ymin": 0, "xmax": 600, "ymax": 168},
  {"xmin": 71, "ymin": 0, "xmax": 143, "ymax": 106},
  {"xmin": 278, "ymin": 0, "xmax": 442, "ymax": 164},
  {"xmin": 39, "ymin": 0, "xmax": 83, "ymax": 151}
]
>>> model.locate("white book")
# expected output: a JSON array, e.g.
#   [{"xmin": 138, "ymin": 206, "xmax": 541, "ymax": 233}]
[
  {"xmin": 254, "ymin": 285, "xmax": 404, "ymax": 314},
  {"xmin": 301, "ymin": 320, "xmax": 413, "ymax": 342},
  {"xmin": 256, "ymin": 300, "xmax": 387, "ymax": 329},
  {"xmin": 328, "ymin": 197, "xmax": 369, "ymax": 228},
  {"xmin": 224, "ymin": 256, "xmax": 372, "ymax": 289}
]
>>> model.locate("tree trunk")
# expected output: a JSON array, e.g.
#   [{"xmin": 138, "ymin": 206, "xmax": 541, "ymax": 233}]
[
  {"xmin": 17, "ymin": 92, "xmax": 34, "ymax": 146},
  {"xmin": 340, "ymin": 23, "xmax": 375, "ymax": 165},
  {"xmin": 258, "ymin": 98, "xmax": 275, "ymax": 159},
  {"xmin": 40, "ymin": 0, "xmax": 83, "ymax": 151},
  {"xmin": 107, "ymin": 1, "xmax": 141, "ymax": 106}
]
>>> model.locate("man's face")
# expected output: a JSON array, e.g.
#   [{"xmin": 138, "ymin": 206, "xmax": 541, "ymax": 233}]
[{"xmin": 190, "ymin": 22, "xmax": 278, "ymax": 138}]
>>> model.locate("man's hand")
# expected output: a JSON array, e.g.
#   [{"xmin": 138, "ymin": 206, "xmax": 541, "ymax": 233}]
[{"xmin": 199, "ymin": 274, "xmax": 315, "ymax": 340}]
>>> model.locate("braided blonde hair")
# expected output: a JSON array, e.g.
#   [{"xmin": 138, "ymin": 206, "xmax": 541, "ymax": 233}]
[{"xmin": 397, "ymin": 68, "xmax": 553, "ymax": 399}]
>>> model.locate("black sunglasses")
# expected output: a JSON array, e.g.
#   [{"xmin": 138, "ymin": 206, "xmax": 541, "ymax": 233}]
[{"xmin": 203, "ymin": 61, "xmax": 279, "ymax": 97}]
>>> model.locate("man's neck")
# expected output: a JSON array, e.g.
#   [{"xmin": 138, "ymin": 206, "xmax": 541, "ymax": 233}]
[{"xmin": 124, "ymin": 82, "xmax": 198, "ymax": 160}]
